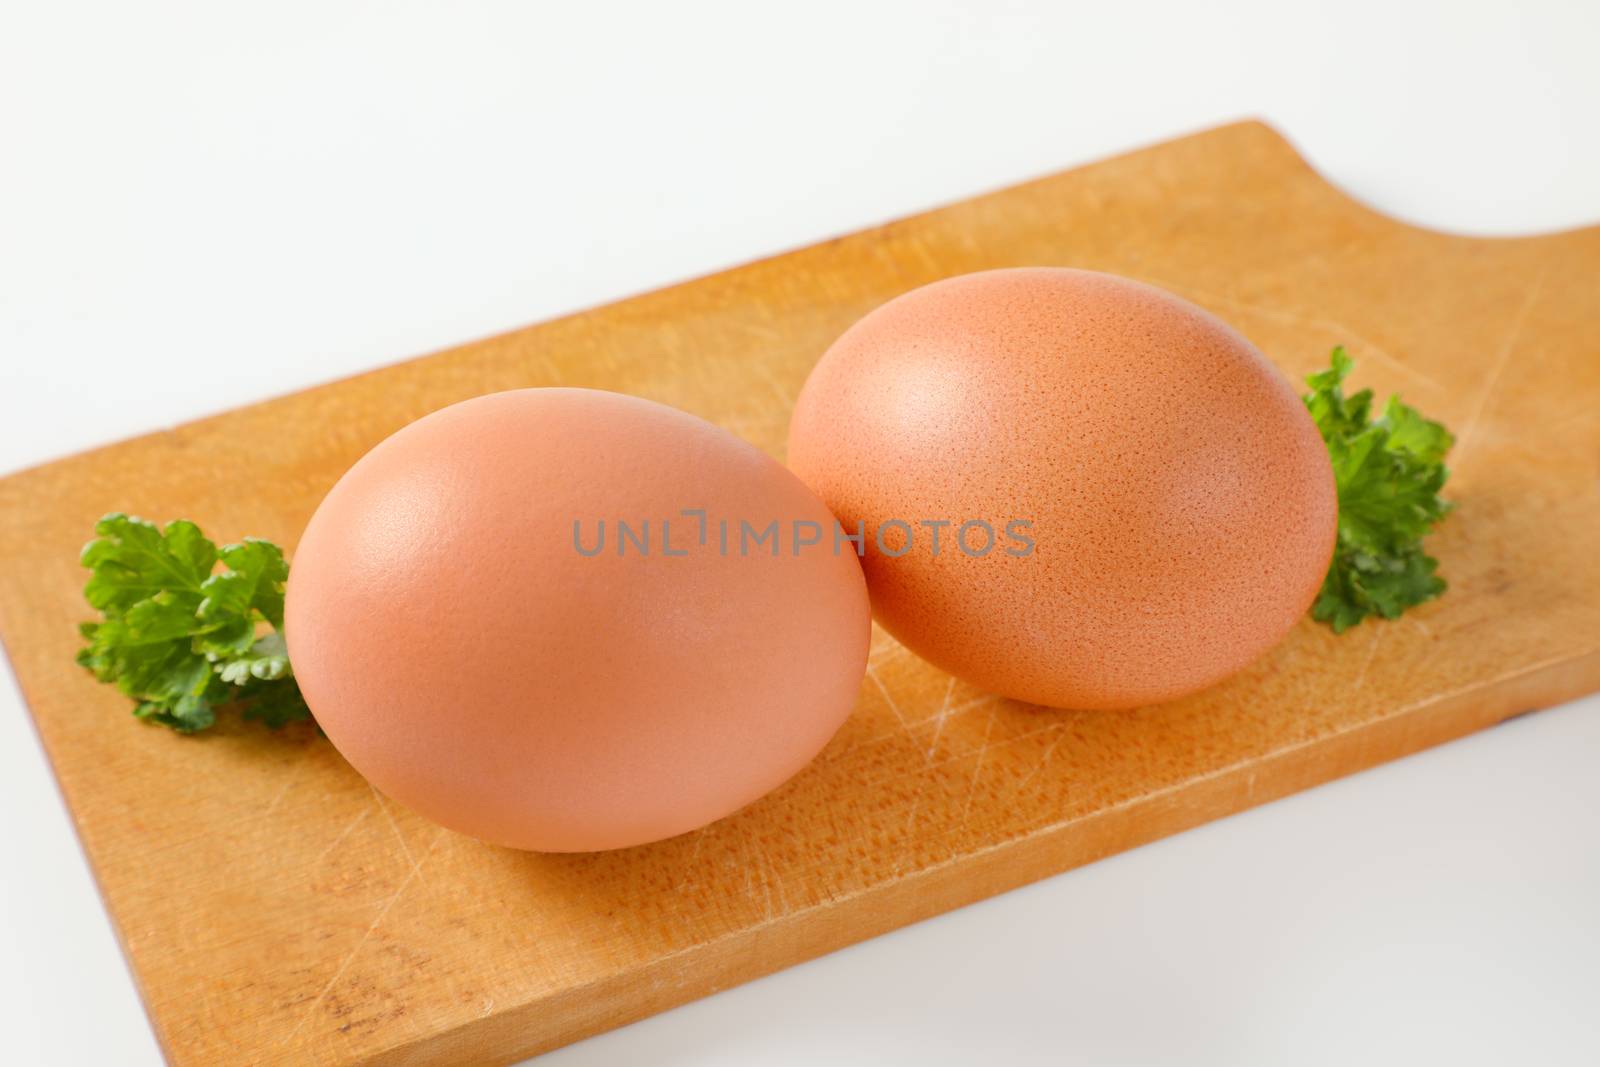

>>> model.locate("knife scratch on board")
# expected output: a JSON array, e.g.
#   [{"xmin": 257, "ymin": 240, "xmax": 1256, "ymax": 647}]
[
  {"xmin": 369, "ymin": 783, "xmax": 423, "ymax": 880},
  {"xmin": 283, "ymin": 827, "xmax": 449, "ymax": 1047},
  {"xmin": 1455, "ymin": 269, "xmax": 1547, "ymax": 463}
]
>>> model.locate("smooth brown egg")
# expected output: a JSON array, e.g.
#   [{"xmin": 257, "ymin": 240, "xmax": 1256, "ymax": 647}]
[
  {"xmin": 787, "ymin": 268, "xmax": 1336, "ymax": 710},
  {"xmin": 286, "ymin": 388, "xmax": 870, "ymax": 852}
]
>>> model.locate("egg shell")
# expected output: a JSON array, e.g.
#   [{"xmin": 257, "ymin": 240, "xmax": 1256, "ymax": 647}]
[
  {"xmin": 786, "ymin": 268, "xmax": 1337, "ymax": 710},
  {"xmin": 286, "ymin": 388, "xmax": 871, "ymax": 852}
]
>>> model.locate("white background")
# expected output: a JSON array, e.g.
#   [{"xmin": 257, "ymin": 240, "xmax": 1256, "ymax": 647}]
[{"xmin": 2, "ymin": 2, "xmax": 1596, "ymax": 1064}]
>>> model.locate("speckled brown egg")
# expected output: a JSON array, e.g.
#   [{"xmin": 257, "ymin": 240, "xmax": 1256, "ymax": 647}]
[
  {"xmin": 286, "ymin": 388, "xmax": 870, "ymax": 852},
  {"xmin": 786, "ymin": 268, "xmax": 1336, "ymax": 710}
]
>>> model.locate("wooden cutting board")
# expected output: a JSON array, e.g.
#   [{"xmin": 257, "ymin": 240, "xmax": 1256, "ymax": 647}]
[{"xmin": 2, "ymin": 120, "xmax": 1597, "ymax": 1067}]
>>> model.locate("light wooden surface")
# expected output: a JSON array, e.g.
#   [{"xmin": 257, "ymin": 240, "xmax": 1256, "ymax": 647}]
[{"xmin": 1, "ymin": 121, "xmax": 1597, "ymax": 1067}]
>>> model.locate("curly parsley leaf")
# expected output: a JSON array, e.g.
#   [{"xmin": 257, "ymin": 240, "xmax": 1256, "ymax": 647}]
[
  {"xmin": 76, "ymin": 514, "xmax": 311, "ymax": 732},
  {"xmin": 1305, "ymin": 349, "xmax": 1454, "ymax": 633}
]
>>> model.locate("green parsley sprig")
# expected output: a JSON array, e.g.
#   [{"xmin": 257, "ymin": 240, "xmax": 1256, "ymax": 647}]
[
  {"xmin": 1303, "ymin": 347, "xmax": 1454, "ymax": 633},
  {"xmin": 76, "ymin": 513, "xmax": 311, "ymax": 732}
]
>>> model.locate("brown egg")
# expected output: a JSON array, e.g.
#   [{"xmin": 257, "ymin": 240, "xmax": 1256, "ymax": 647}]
[
  {"xmin": 787, "ymin": 268, "xmax": 1336, "ymax": 710},
  {"xmin": 286, "ymin": 388, "xmax": 870, "ymax": 852}
]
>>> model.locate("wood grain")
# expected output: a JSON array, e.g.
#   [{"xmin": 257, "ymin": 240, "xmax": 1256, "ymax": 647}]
[{"xmin": 2, "ymin": 120, "xmax": 1598, "ymax": 1067}]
